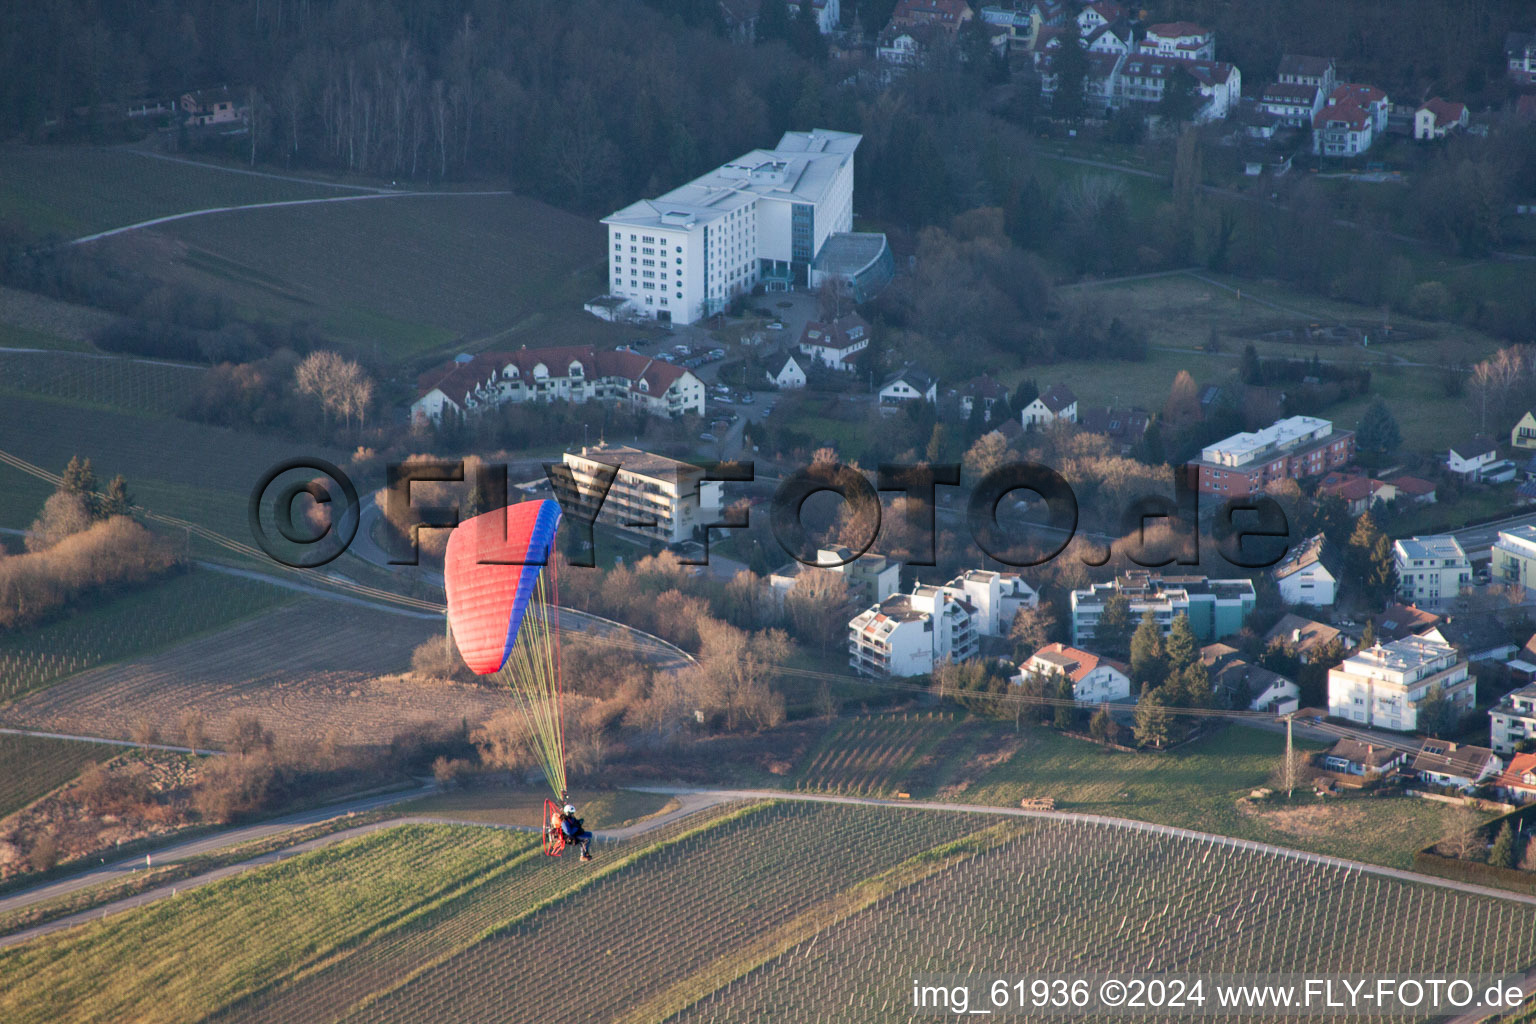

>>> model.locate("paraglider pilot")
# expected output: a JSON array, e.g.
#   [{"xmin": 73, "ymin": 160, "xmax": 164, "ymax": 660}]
[{"xmin": 559, "ymin": 802, "xmax": 593, "ymax": 862}]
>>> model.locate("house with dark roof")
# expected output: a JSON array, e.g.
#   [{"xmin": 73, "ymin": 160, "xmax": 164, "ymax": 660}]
[
  {"xmin": 1370, "ymin": 603, "xmax": 1442, "ymax": 643},
  {"xmin": 1321, "ymin": 737, "xmax": 1407, "ymax": 777},
  {"xmin": 1079, "ymin": 406, "xmax": 1149, "ymax": 454},
  {"xmin": 1259, "ymin": 82, "xmax": 1323, "ymax": 127},
  {"xmin": 1385, "ymin": 475, "xmax": 1436, "ymax": 504},
  {"xmin": 411, "ymin": 345, "xmax": 706, "ymax": 425},
  {"xmin": 1421, "ymin": 616, "xmax": 1521, "ymax": 664},
  {"xmin": 796, "ymin": 313, "xmax": 870, "ymax": 372},
  {"xmin": 1271, "ymin": 533, "xmax": 1338, "ymax": 607},
  {"xmin": 1021, "ymin": 383, "xmax": 1078, "ymax": 429},
  {"xmin": 1116, "ymin": 53, "xmax": 1241, "ymax": 121},
  {"xmin": 1264, "ymin": 614, "xmax": 1344, "ymax": 662},
  {"xmin": 1200, "ymin": 643, "xmax": 1300, "ymax": 713},
  {"xmin": 1412, "ymin": 739, "xmax": 1501, "ymax": 791},
  {"xmin": 1446, "ymin": 435, "xmax": 1498, "ymax": 477},
  {"xmin": 954, "ymin": 374, "xmax": 1009, "ymax": 420},
  {"xmin": 878, "ymin": 364, "xmax": 937, "ymax": 411},
  {"xmin": 1277, "ymin": 54, "xmax": 1337, "ymax": 93}
]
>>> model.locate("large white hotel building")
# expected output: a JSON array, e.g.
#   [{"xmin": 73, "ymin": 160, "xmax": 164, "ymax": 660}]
[{"xmin": 600, "ymin": 129, "xmax": 859, "ymax": 325}]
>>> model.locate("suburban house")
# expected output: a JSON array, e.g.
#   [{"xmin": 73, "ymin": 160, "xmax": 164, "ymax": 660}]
[
  {"xmin": 1259, "ymin": 82, "xmax": 1323, "ymax": 127},
  {"xmin": 1317, "ymin": 471, "xmax": 1395, "ymax": 516},
  {"xmin": 1070, "ymin": 571, "xmax": 1255, "ymax": 646},
  {"xmin": 1489, "ymin": 684, "xmax": 1536, "ymax": 755},
  {"xmin": 1265, "ymin": 614, "xmax": 1344, "ymax": 663},
  {"xmin": 1495, "ymin": 525, "xmax": 1536, "ymax": 590},
  {"xmin": 1415, "ymin": 98, "xmax": 1468, "ymax": 140},
  {"xmin": 1495, "ymin": 753, "xmax": 1536, "ymax": 804},
  {"xmin": 1422, "ymin": 617, "xmax": 1521, "ymax": 664},
  {"xmin": 1200, "ymin": 643, "xmax": 1300, "ymax": 713},
  {"xmin": 179, "ymin": 87, "xmax": 246, "ymax": 127},
  {"xmin": 1393, "ymin": 535, "xmax": 1471, "ymax": 605},
  {"xmin": 559, "ymin": 444, "xmax": 724, "ymax": 546},
  {"xmin": 1386, "ymin": 475, "xmax": 1437, "ymax": 504},
  {"xmin": 1508, "ymin": 32, "xmax": 1536, "ymax": 85},
  {"xmin": 1370, "ymin": 604, "xmax": 1442, "ymax": 643},
  {"xmin": 1020, "ymin": 642, "xmax": 1133, "ymax": 703},
  {"xmin": 938, "ymin": 569, "xmax": 1038, "ymax": 636},
  {"xmin": 876, "ymin": 29, "xmax": 923, "ymax": 65},
  {"xmin": 1074, "ymin": 0, "xmax": 1125, "ymax": 34},
  {"xmin": 879, "ymin": 365, "xmax": 938, "ymax": 411},
  {"xmin": 601, "ymin": 129, "xmax": 873, "ymax": 323},
  {"xmin": 796, "ymin": 313, "xmax": 870, "ymax": 371},
  {"xmin": 882, "ymin": 0, "xmax": 974, "ymax": 53},
  {"xmin": 770, "ymin": 546, "xmax": 902, "ymax": 608},
  {"xmin": 955, "ymin": 375, "xmax": 1009, "ymax": 420},
  {"xmin": 847, "ymin": 584, "xmax": 979, "ymax": 677},
  {"xmin": 768, "ymin": 354, "xmax": 807, "ymax": 389},
  {"xmin": 1276, "ymin": 54, "xmax": 1337, "ymax": 94},
  {"xmin": 1020, "ymin": 383, "xmax": 1078, "ymax": 429},
  {"xmin": 1321, "ymin": 737, "xmax": 1407, "ymax": 777},
  {"xmin": 1445, "ymin": 436, "xmax": 1498, "ymax": 477},
  {"xmin": 1136, "ymin": 21, "xmax": 1215, "ymax": 60},
  {"xmin": 1078, "ymin": 406, "xmax": 1149, "ymax": 454},
  {"xmin": 785, "ymin": 0, "xmax": 840, "ymax": 34},
  {"xmin": 1411, "ymin": 740, "xmax": 1501, "ymax": 792},
  {"xmin": 1192, "ymin": 415, "xmax": 1355, "ymax": 497},
  {"xmin": 1512, "ymin": 411, "xmax": 1536, "ymax": 450},
  {"xmin": 1311, "ymin": 87, "xmax": 1384, "ymax": 158},
  {"xmin": 411, "ymin": 346, "xmax": 706, "ymax": 425},
  {"xmin": 1114, "ymin": 54, "xmax": 1241, "ymax": 121},
  {"xmin": 979, "ymin": 5, "xmax": 1038, "ymax": 52},
  {"xmin": 1326, "ymin": 635, "xmax": 1473, "ymax": 733},
  {"xmin": 1271, "ymin": 533, "xmax": 1338, "ymax": 607}
]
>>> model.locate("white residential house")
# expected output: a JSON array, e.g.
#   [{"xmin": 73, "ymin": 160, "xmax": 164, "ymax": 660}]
[
  {"xmin": 1074, "ymin": 0, "xmax": 1124, "ymax": 35},
  {"xmin": 1446, "ymin": 436, "xmax": 1498, "ymax": 477},
  {"xmin": 770, "ymin": 547, "xmax": 902, "ymax": 608},
  {"xmin": 1258, "ymin": 82, "xmax": 1322, "ymax": 127},
  {"xmin": 797, "ymin": 313, "xmax": 870, "ymax": 371},
  {"xmin": 955, "ymin": 375, "xmax": 1008, "ymax": 420},
  {"xmin": 878, "ymin": 365, "xmax": 937, "ymax": 411},
  {"xmin": 1412, "ymin": 740, "xmax": 1502, "ymax": 791},
  {"xmin": 848, "ymin": 585, "xmax": 979, "ymax": 677},
  {"xmin": 939, "ymin": 570, "xmax": 1038, "ymax": 637},
  {"xmin": 1321, "ymin": 737, "xmax": 1407, "ymax": 776},
  {"xmin": 1489, "ymin": 684, "xmax": 1536, "ymax": 754},
  {"xmin": 1393, "ymin": 535, "xmax": 1471, "ymax": 605},
  {"xmin": 1271, "ymin": 533, "xmax": 1337, "ymax": 607},
  {"xmin": 1020, "ymin": 383, "xmax": 1077, "ymax": 428},
  {"xmin": 601, "ymin": 129, "xmax": 862, "ymax": 323},
  {"xmin": 1136, "ymin": 21, "xmax": 1215, "ymax": 60},
  {"xmin": 1326, "ymin": 635, "xmax": 1474, "ymax": 732},
  {"xmin": 1415, "ymin": 98, "xmax": 1468, "ymax": 140},
  {"xmin": 769, "ymin": 354, "xmax": 807, "ymax": 389},
  {"xmin": 1276, "ymin": 54, "xmax": 1337, "ymax": 94},
  {"xmin": 1494, "ymin": 525, "xmax": 1536, "ymax": 590},
  {"xmin": 1020, "ymin": 642, "xmax": 1132, "ymax": 703},
  {"xmin": 786, "ymin": 0, "xmax": 840, "ymax": 34},
  {"xmin": 411, "ymin": 345, "xmax": 706, "ymax": 426},
  {"xmin": 1115, "ymin": 54, "xmax": 1241, "ymax": 121},
  {"xmin": 1201, "ymin": 643, "xmax": 1301, "ymax": 714},
  {"xmin": 559, "ymin": 444, "xmax": 723, "ymax": 546},
  {"xmin": 1311, "ymin": 100, "xmax": 1375, "ymax": 157}
]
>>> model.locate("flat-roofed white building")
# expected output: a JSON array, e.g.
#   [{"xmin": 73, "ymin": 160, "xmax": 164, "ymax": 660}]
[
  {"xmin": 1393, "ymin": 535, "xmax": 1471, "ymax": 605},
  {"xmin": 1494, "ymin": 524, "xmax": 1536, "ymax": 590},
  {"xmin": 559, "ymin": 444, "xmax": 722, "ymax": 546},
  {"xmin": 938, "ymin": 570, "xmax": 1038, "ymax": 637},
  {"xmin": 1327, "ymin": 635, "xmax": 1473, "ymax": 732},
  {"xmin": 1194, "ymin": 415, "xmax": 1354, "ymax": 496},
  {"xmin": 847, "ymin": 585, "xmax": 979, "ymax": 677},
  {"xmin": 601, "ymin": 129, "xmax": 860, "ymax": 324}
]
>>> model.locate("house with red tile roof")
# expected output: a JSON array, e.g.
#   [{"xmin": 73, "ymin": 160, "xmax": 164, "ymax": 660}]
[
  {"xmin": 1415, "ymin": 97, "xmax": 1468, "ymax": 140},
  {"xmin": 411, "ymin": 345, "xmax": 706, "ymax": 425},
  {"xmin": 1021, "ymin": 642, "xmax": 1133, "ymax": 703}
]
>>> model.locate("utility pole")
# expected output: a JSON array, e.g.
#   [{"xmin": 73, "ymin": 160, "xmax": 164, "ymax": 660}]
[{"xmin": 1284, "ymin": 713, "xmax": 1296, "ymax": 799}]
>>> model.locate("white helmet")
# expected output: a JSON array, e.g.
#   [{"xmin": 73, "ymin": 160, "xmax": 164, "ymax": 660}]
[{"xmin": 563, "ymin": 804, "xmax": 576, "ymax": 814}]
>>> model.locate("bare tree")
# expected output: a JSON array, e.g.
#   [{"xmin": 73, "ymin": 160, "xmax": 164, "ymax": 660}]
[{"xmin": 294, "ymin": 350, "xmax": 374, "ymax": 432}]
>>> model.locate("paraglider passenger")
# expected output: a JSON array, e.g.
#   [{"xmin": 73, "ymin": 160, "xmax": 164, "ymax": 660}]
[{"xmin": 560, "ymin": 803, "xmax": 593, "ymax": 862}]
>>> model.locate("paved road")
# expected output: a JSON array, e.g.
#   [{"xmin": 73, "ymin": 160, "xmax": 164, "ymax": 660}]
[
  {"xmin": 0, "ymin": 726, "xmax": 218, "ymax": 757},
  {"xmin": 68, "ymin": 190, "xmax": 515, "ymax": 246},
  {"xmin": 1450, "ymin": 511, "xmax": 1536, "ymax": 562}
]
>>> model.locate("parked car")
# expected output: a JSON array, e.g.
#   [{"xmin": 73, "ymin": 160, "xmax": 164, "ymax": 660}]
[
  {"xmin": 716, "ymin": 395, "xmax": 734, "ymax": 405},
  {"xmin": 765, "ymin": 321, "xmax": 783, "ymax": 331},
  {"xmin": 740, "ymin": 393, "xmax": 755, "ymax": 404},
  {"xmin": 699, "ymin": 432, "xmax": 717, "ymax": 442}
]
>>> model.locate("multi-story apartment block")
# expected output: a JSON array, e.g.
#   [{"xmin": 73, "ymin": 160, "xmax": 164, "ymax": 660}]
[
  {"xmin": 411, "ymin": 346, "xmax": 705, "ymax": 425},
  {"xmin": 1069, "ymin": 571, "xmax": 1255, "ymax": 646},
  {"xmin": 1192, "ymin": 415, "xmax": 1355, "ymax": 497},
  {"xmin": 559, "ymin": 444, "xmax": 722, "ymax": 546},
  {"xmin": 1493, "ymin": 525, "xmax": 1536, "ymax": 590},
  {"xmin": 769, "ymin": 546, "xmax": 902, "ymax": 608},
  {"xmin": 938, "ymin": 570, "xmax": 1038, "ymax": 637},
  {"xmin": 601, "ymin": 129, "xmax": 872, "ymax": 324},
  {"xmin": 1491, "ymin": 684, "xmax": 1536, "ymax": 755},
  {"xmin": 1327, "ymin": 635, "xmax": 1473, "ymax": 732},
  {"xmin": 1393, "ymin": 535, "xmax": 1471, "ymax": 605},
  {"xmin": 848, "ymin": 585, "xmax": 979, "ymax": 677},
  {"xmin": 1137, "ymin": 21, "xmax": 1215, "ymax": 60}
]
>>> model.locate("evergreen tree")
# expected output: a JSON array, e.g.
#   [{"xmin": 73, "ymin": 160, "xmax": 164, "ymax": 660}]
[
  {"xmin": 1051, "ymin": 19, "xmax": 1088, "ymax": 120},
  {"xmin": 1013, "ymin": 378, "xmax": 1039, "ymax": 412},
  {"xmin": 61, "ymin": 456, "xmax": 96, "ymax": 498},
  {"xmin": 1178, "ymin": 659, "xmax": 1214, "ymax": 708},
  {"xmin": 756, "ymin": 0, "xmax": 792, "ymax": 43},
  {"xmin": 1360, "ymin": 618, "xmax": 1376, "ymax": 648},
  {"xmin": 1130, "ymin": 609, "xmax": 1167, "ymax": 687},
  {"xmin": 1346, "ymin": 513, "xmax": 1396, "ymax": 605},
  {"xmin": 1240, "ymin": 344, "xmax": 1261, "ymax": 385},
  {"xmin": 1052, "ymin": 673, "xmax": 1074, "ymax": 729},
  {"xmin": 1137, "ymin": 419, "xmax": 1166, "ymax": 466},
  {"xmin": 1356, "ymin": 399, "xmax": 1402, "ymax": 456},
  {"xmin": 1417, "ymin": 683, "xmax": 1457, "ymax": 738},
  {"xmin": 1164, "ymin": 613, "xmax": 1198, "ymax": 674},
  {"xmin": 1090, "ymin": 703, "xmax": 1112, "ymax": 743},
  {"xmin": 101, "ymin": 475, "xmax": 133, "ymax": 518},
  {"xmin": 1094, "ymin": 593, "xmax": 1133, "ymax": 657},
  {"xmin": 1490, "ymin": 821, "xmax": 1518, "ymax": 869},
  {"xmin": 1133, "ymin": 685, "xmax": 1172, "ymax": 749}
]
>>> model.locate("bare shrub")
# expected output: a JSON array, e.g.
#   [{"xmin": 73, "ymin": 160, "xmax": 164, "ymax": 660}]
[
  {"xmin": 130, "ymin": 717, "xmax": 161, "ymax": 746},
  {"xmin": 432, "ymin": 755, "xmax": 472, "ymax": 788},
  {"xmin": 193, "ymin": 755, "xmax": 279, "ymax": 824},
  {"xmin": 27, "ymin": 834, "xmax": 59, "ymax": 873},
  {"xmin": 0, "ymin": 517, "xmax": 181, "ymax": 629},
  {"xmin": 410, "ymin": 635, "xmax": 474, "ymax": 683},
  {"xmin": 229, "ymin": 714, "xmax": 274, "ymax": 756},
  {"xmin": 179, "ymin": 709, "xmax": 206, "ymax": 751}
]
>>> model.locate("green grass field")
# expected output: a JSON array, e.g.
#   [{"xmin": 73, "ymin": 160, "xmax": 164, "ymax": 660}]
[
  {"xmin": 961, "ymin": 724, "xmax": 1485, "ymax": 870},
  {"xmin": 0, "ymin": 733, "xmax": 117, "ymax": 819},
  {"xmin": 0, "ymin": 146, "xmax": 339, "ymax": 239},
  {"xmin": 147, "ymin": 191, "xmax": 605, "ymax": 360},
  {"xmin": 0, "ymin": 568, "xmax": 291, "ymax": 703},
  {"xmin": 0, "ymin": 352, "xmax": 202, "ymax": 416}
]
